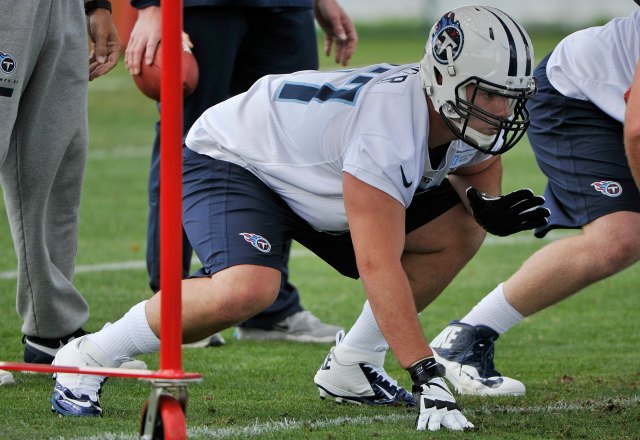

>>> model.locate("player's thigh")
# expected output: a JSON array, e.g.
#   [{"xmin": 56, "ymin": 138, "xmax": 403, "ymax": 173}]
[
  {"xmin": 182, "ymin": 148, "xmax": 293, "ymax": 277},
  {"xmin": 403, "ymin": 180, "xmax": 482, "ymax": 254}
]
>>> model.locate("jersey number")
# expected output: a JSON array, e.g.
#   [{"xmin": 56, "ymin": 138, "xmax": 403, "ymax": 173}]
[{"xmin": 276, "ymin": 67, "xmax": 391, "ymax": 106}]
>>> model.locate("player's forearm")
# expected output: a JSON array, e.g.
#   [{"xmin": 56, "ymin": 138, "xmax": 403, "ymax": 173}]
[
  {"xmin": 360, "ymin": 267, "xmax": 432, "ymax": 368},
  {"xmin": 449, "ymin": 156, "xmax": 502, "ymax": 214}
]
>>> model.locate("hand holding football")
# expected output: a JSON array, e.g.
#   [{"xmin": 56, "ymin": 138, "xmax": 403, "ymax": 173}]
[{"xmin": 132, "ymin": 43, "xmax": 199, "ymax": 101}]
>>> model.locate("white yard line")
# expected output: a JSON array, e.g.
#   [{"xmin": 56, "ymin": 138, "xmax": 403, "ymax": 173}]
[
  {"xmin": 88, "ymin": 146, "xmax": 149, "ymax": 160},
  {"xmin": 65, "ymin": 395, "xmax": 639, "ymax": 440}
]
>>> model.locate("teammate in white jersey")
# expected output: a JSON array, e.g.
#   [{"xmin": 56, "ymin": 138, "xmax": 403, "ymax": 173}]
[
  {"xmin": 49, "ymin": 6, "xmax": 548, "ymax": 430},
  {"xmin": 430, "ymin": 9, "xmax": 640, "ymax": 397}
]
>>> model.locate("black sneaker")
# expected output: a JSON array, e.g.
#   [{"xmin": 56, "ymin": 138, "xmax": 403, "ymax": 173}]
[
  {"xmin": 430, "ymin": 321, "xmax": 525, "ymax": 396},
  {"xmin": 23, "ymin": 328, "xmax": 87, "ymax": 364}
]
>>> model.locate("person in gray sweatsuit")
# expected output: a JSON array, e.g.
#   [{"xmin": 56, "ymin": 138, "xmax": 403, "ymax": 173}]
[{"xmin": 0, "ymin": 0, "xmax": 121, "ymax": 378}]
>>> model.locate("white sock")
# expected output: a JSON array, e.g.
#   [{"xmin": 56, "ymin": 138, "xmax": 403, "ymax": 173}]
[
  {"xmin": 341, "ymin": 301, "xmax": 388, "ymax": 352},
  {"xmin": 88, "ymin": 301, "xmax": 160, "ymax": 364},
  {"xmin": 460, "ymin": 283, "xmax": 524, "ymax": 335}
]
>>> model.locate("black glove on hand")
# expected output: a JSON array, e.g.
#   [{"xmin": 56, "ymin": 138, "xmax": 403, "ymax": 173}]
[
  {"xmin": 408, "ymin": 357, "xmax": 474, "ymax": 431},
  {"xmin": 467, "ymin": 187, "xmax": 550, "ymax": 237}
]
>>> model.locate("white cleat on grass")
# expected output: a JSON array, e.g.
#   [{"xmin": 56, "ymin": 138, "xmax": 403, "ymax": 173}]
[
  {"xmin": 431, "ymin": 321, "xmax": 525, "ymax": 396},
  {"xmin": 314, "ymin": 331, "xmax": 414, "ymax": 406}
]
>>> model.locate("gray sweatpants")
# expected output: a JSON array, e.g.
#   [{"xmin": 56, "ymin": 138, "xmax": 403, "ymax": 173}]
[{"xmin": 0, "ymin": 0, "xmax": 89, "ymax": 337}]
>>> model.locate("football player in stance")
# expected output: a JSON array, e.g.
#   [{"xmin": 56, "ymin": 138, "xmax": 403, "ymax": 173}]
[
  {"xmin": 429, "ymin": 10, "xmax": 640, "ymax": 397},
  {"xmin": 51, "ymin": 6, "xmax": 548, "ymax": 430}
]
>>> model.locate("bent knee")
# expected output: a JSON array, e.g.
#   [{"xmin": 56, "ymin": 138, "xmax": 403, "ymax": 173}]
[
  {"xmin": 212, "ymin": 265, "xmax": 281, "ymax": 321},
  {"xmin": 586, "ymin": 213, "xmax": 640, "ymax": 273}
]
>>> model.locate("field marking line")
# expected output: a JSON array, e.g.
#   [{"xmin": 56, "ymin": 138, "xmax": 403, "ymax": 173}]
[
  {"xmin": 64, "ymin": 395, "xmax": 640, "ymax": 440},
  {"xmin": 88, "ymin": 146, "xmax": 149, "ymax": 160},
  {"xmin": 0, "ymin": 232, "xmax": 573, "ymax": 281}
]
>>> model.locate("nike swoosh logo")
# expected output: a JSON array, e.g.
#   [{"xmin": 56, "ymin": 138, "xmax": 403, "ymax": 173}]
[
  {"xmin": 400, "ymin": 166, "xmax": 413, "ymax": 188},
  {"xmin": 71, "ymin": 399, "xmax": 95, "ymax": 408},
  {"xmin": 374, "ymin": 383, "xmax": 396, "ymax": 400},
  {"xmin": 26, "ymin": 340, "xmax": 65, "ymax": 356}
]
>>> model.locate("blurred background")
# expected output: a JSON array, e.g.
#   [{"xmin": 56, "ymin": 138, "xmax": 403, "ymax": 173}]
[{"xmin": 110, "ymin": 0, "xmax": 639, "ymax": 49}]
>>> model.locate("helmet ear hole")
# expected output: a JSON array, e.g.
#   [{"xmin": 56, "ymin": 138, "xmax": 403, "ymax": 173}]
[{"xmin": 433, "ymin": 66, "xmax": 443, "ymax": 86}]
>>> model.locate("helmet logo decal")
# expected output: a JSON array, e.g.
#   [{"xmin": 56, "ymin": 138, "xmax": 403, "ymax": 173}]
[
  {"xmin": 432, "ymin": 12, "xmax": 464, "ymax": 65},
  {"xmin": 239, "ymin": 232, "xmax": 272, "ymax": 253},
  {"xmin": 591, "ymin": 181, "xmax": 622, "ymax": 197}
]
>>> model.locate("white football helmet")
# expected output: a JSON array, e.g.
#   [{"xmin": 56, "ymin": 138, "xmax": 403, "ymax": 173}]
[{"xmin": 420, "ymin": 6, "xmax": 537, "ymax": 155}]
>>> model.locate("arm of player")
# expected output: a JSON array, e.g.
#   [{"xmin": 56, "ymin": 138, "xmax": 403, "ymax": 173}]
[
  {"xmin": 625, "ymin": 61, "xmax": 640, "ymax": 191},
  {"xmin": 86, "ymin": 6, "xmax": 122, "ymax": 80},
  {"xmin": 313, "ymin": 0, "xmax": 358, "ymax": 66},
  {"xmin": 342, "ymin": 172, "xmax": 430, "ymax": 367},
  {"xmin": 124, "ymin": 5, "xmax": 193, "ymax": 75},
  {"xmin": 449, "ymin": 155, "xmax": 503, "ymax": 201},
  {"xmin": 344, "ymin": 172, "xmax": 473, "ymax": 431}
]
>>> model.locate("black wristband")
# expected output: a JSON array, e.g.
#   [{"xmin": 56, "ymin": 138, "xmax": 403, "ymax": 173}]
[
  {"xmin": 407, "ymin": 356, "xmax": 445, "ymax": 385},
  {"xmin": 85, "ymin": 0, "xmax": 112, "ymax": 14}
]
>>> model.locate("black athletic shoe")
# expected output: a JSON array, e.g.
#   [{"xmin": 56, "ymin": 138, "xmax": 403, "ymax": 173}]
[{"xmin": 23, "ymin": 328, "xmax": 87, "ymax": 364}]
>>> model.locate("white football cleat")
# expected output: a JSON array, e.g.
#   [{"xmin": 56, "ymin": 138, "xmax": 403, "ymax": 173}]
[
  {"xmin": 431, "ymin": 321, "xmax": 525, "ymax": 396},
  {"xmin": 51, "ymin": 336, "xmax": 119, "ymax": 416},
  {"xmin": 314, "ymin": 331, "xmax": 414, "ymax": 406}
]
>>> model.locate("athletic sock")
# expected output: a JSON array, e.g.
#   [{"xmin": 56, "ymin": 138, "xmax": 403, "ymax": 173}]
[
  {"xmin": 88, "ymin": 300, "xmax": 160, "ymax": 364},
  {"xmin": 460, "ymin": 283, "xmax": 524, "ymax": 335},
  {"xmin": 341, "ymin": 301, "xmax": 388, "ymax": 352}
]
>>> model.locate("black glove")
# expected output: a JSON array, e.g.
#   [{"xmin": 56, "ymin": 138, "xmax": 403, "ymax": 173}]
[
  {"xmin": 408, "ymin": 357, "xmax": 473, "ymax": 431},
  {"xmin": 467, "ymin": 187, "xmax": 550, "ymax": 237}
]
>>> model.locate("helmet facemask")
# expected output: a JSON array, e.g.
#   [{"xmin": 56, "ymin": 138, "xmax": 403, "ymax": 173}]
[{"xmin": 440, "ymin": 76, "xmax": 537, "ymax": 155}]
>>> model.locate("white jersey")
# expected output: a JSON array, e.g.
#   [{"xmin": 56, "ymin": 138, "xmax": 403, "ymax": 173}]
[
  {"xmin": 186, "ymin": 63, "xmax": 490, "ymax": 232},
  {"xmin": 547, "ymin": 11, "xmax": 640, "ymax": 122}
]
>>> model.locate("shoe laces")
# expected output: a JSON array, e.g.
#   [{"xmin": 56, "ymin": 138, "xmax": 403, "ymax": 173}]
[{"xmin": 458, "ymin": 332, "xmax": 500, "ymax": 378}]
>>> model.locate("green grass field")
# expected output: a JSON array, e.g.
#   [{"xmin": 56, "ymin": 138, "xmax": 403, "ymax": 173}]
[{"xmin": 0, "ymin": 23, "xmax": 639, "ymax": 439}]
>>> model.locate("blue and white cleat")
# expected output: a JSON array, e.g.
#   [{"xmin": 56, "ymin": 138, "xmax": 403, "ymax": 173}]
[
  {"xmin": 314, "ymin": 331, "xmax": 414, "ymax": 407},
  {"xmin": 51, "ymin": 382, "xmax": 102, "ymax": 417},
  {"xmin": 431, "ymin": 321, "xmax": 525, "ymax": 396},
  {"xmin": 50, "ymin": 336, "xmax": 119, "ymax": 417}
]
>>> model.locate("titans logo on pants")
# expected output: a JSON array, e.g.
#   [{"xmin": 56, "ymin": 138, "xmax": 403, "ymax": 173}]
[
  {"xmin": 239, "ymin": 232, "xmax": 272, "ymax": 253},
  {"xmin": 591, "ymin": 180, "xmax": 622, "ymax": 197},
  {"xmin": 0, "ymin": 52, "xmax": 16, "ymax": 74}
]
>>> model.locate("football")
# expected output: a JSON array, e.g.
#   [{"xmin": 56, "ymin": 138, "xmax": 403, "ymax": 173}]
[{"xmin": 132, "ymin": 43, "xmax": 199, "ymax": 101}]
